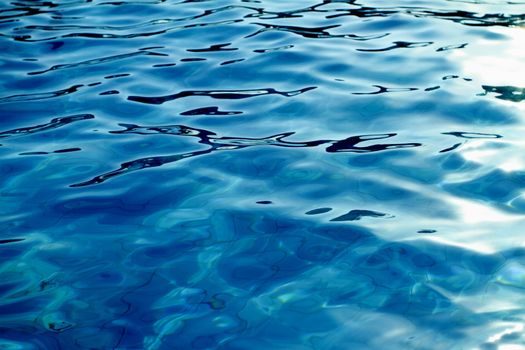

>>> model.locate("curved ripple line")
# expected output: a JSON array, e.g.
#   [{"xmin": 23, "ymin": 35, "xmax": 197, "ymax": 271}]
[
  {"xmin": 357, "ymin": 41, "xmax": 433, "ymax": 52},
  {"xmin": 352, "ymin": 85, "xmax": 419, "ymax": 95},
  {"xmin": 0, "ymin": 238, "xmax": 25, "ymax": 244},
  {"xmin": 0, "ymin": 84, "xmax": 83, "ymax": 103},
  {"xmin": 180, "ymin": 106, "xmax": 242, "ymax": 116},
  {"xmin": 438, "ymin": 131, "xmax": 502, "ymax": 153},
  {"xmin": 0, "ymin": 114, "xmax": 94, "ymax": 139},
  {"xmin": 443, "ymin": 131, "xmax": 503, "ymax": 139},
  {"xmin": 439, "ymin": 142, "xmax": 463, "ymax": 153},
  {"xmin": 330, "ymin": 210, "xmax": 392, "ymax": 222},
  {"xmin": 14, "ymin": 14, "xmax": 222, "ymax": 32},
  {"xmin": 27, "ymin": 50, "xmax": 167, "ymax": 75},
  {"xmin": 436, "ymin": 43, "xmax": 468, "ymax": 52},
  {"xmin": 406, "ymin": 9, "xmax": 525, "ymax": 27},
  {"xmin": 326, "ymin": 6, "xmax": 525, "ymax": 27},
  {"xmin": 11, "ymin": 19, "xmax": 243, "ymax": 42},
  {"xmin": 246, "ymin": 23, "xmax": 389, "ymax": 40},
  {"xmin": 326, "ymin": 133, "xmax": 421, "ymax": 153},
  {"xmin": 71, "ymin": 124, "xmax": 421, "ymax": 187},
  {"xmin": 187, "ymin": 43, "xmax": 237, "ymax": 52},
  {"xmin": 13, "ymin": 6, "xmax": 241, "ymax": 31},
  {"xmin": 0, "ymin": 7, "xmax": 48, "ymax": 21},
  {"xmin": 127, "ymin": 87, "xmax": 317, "ymax": 105}
]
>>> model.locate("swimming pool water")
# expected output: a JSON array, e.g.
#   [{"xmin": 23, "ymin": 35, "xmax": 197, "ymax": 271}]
[{"xmin": 1, "ymin": 1, "xmax": 525, "ymax": 349}]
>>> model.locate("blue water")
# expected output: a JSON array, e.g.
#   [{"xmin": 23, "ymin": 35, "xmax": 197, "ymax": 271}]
[{"xmin": 1, "ymin": 1, "xmax": 525, "ymax": 349}]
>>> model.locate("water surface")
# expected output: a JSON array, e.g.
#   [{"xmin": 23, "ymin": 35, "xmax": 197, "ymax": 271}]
[{"xmin": 1, "ymin": 0, "xmax": 525, "ymax": 349}]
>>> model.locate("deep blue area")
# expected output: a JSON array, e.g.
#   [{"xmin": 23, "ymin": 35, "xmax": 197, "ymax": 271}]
[{"xmin": 1, "ymin": 1, "xmax": 525, "ymax": 349}]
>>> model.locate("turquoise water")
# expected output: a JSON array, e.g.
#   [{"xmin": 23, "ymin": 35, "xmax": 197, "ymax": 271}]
[{"xmin": 1, "ymin": 0, "xmax": 525, "ymax": 349}]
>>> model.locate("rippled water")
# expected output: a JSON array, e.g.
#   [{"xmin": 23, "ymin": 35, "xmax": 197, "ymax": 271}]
[{"xmin": 1, "ymin": 1, "xmax": 525, "ymax": 349}]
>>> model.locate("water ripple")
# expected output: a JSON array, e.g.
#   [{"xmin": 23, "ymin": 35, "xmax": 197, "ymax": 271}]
[
  {"xmin": 0, "ymin": 114, "xmax": 93, "ymax": 139},
  {"xmin": 481, "ymin": 85, "xmax": 525, "ymax": 102},
  {"xmin": 11, "ymin": 19, "xmax": 243, "ymax": 42},
  {"xmin": 0, "ymin": 85, "xmax": 84, "ymax": 103},
  {"xmin": 2, "ymin": 0, "xmax": 525, "ymax": 348},
  {"xmin": 27, "ymin": 50, "xmax": 167, "ymax": 75},
  {"xmin": 245, "ymin": 23, "xmax": 389, "ymax": 40},
  {"xmin": 71, "ymin": 124, "xmax": 422, "ymax": 186},
  {"xmin": 127, "ymin": 87, "xmax": 317, "ymax": 104}
]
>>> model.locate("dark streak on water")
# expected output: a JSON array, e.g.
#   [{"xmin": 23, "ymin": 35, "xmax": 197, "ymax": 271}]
[
  {"xmin": 1, "ymin": 0, "xmax": 525, "ymax": 349},
  {"xmin": 127, "ymin": 87, "xmax": 317, "ymax": 104},
  {"xmin": 70, "ymin": 124, "xmax": 422, "ymax": 187}
]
